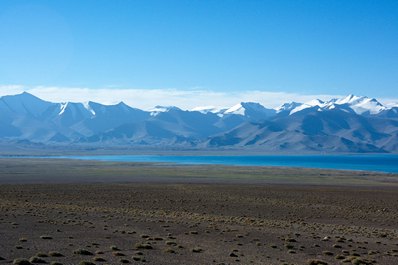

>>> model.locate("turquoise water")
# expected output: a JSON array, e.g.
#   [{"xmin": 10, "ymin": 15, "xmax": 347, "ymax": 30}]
[{"xmin": 50, "ymin": 154, "xmax": 398, "ymax": 173}]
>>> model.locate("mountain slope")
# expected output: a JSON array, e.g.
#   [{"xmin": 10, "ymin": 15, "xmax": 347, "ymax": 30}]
[{"xmin": 206, "ymin": 106, "xmax": 393, "ymax": 152}]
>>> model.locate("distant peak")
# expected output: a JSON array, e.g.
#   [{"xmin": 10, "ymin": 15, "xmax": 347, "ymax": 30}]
[
  {"xmin": 0, "ymin": 91, "xmax": 51, "ymax": 104},
  {"xmin": 149, "ymin": 105, "xmax": 181, "ymax": 116},
  {"xmin": 306, "ymin": 99, "xmax": 325, "ymax": 106},
  {"xmin": 240, "ymin": 102, "xmax": 265, "ymax": 108},
  {"xmin": 149, "ymin": 105, "xmax": 181, "ymax": 114},
  {"xmin": 335, "ymin": 94, "xmax": 366, "ymax": 104},
  {"xmin": 280, "ymin": 101, "xmax": 301, "ymax": 107},
  {"xmin": 240, "ymin": 101, "xmax": 258, "ymax": 105},
  {"xmin": 223, "ymin": 101, "xmax": 273, "ymax": 117},
  {"xmin": 16, "ymin": 91, "xmax": 38, "ymax": 98},
  {"xmin": 152, "ymin": 105, "xmax": 180, "ymax": 110},
  {"xmin": 224, "ymin": 103, "xmax": 246, "ymax": 115},
  {"xmin": 276, "ymin": 102, "xmax": 302, "ymax": 112}
]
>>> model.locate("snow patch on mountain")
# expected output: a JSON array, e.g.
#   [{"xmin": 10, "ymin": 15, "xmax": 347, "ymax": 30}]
[
  {"xmin": 288, "ymin": 99, "xmax": 324, "ymax": 115},
  {"xmin": 276, "ymin": 102, "xmax": 302, "ymax": 113},
  {"xmin": 83, "ymin": 102, "xmax": 96, "ymax": 115},
  {"xmin": 59, "ymin": 102, "xmax": 69, "ymax": 115},
  {"xmin": 191, "ymin": 106, "xmax": 224, "ymax": 114},
  {"xmin": 224, "ymin": 103, "xmax": 247, "ymax": 115},
  {"xmin": 223, "ymin": 102, "xmax": 274, "ymax": 117}
]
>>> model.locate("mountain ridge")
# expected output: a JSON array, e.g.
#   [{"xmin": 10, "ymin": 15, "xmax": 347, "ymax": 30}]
[{"xmin": 1, "ymin": 92, "xmax": 397, "ymax": 153}]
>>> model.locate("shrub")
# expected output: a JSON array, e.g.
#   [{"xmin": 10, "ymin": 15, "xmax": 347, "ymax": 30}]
[
  {"xmin": 74, "ymin": 249, "xmax": 93, "ymax": 255},
  {"xmin": 48, "ymin": 252, "xmax": 63, "ymax": 257},
  {"xmin": 192, "ymin": 247, "xmax": 203, "ymax": 253},
  {"xmin": 79, "ymin": 261, "xmax": 95, "ymax": 265},
  {"xmin": 134, "ymin": 243, "xmax": 152, "ymax": 250},
  {"xmin": 307, "ymin": 259, "xmax": 328, "ymax": 265},
  {"xmin": 13, "ymin": 259, "xmax": 32, "ymax": 265},
  {"xmin": 29, "ymin": 257, "xmax": 46, "ymax": 263}
]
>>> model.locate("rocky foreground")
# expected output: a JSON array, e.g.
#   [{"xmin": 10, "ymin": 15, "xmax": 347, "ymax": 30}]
[{"xmin": 0, "ymin": 182, "xmax": 397, "ymax": 265}]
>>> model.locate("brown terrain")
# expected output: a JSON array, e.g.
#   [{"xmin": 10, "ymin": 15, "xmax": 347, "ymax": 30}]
[{"xmin": 0, "ymin": 158, "xmax": 397, "ymax": 265}]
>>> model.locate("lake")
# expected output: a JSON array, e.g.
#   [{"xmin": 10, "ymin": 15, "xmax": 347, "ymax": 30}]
[{"xmin": 47, "ymin": 154, "xmax": 398, "ymax": 173}]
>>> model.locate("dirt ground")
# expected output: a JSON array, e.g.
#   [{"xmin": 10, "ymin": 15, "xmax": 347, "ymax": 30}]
[{"xmin": 0, "ymin": 160, "xmax": 397, "ymax": 265}]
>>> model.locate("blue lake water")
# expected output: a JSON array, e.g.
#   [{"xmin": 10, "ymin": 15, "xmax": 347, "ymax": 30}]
[{"xmin": 49, "ymin": 154, "xmax": 398, "ymax": 173}]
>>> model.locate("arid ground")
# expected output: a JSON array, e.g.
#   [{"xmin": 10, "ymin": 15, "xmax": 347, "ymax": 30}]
[{"xmin": 0, "ymin": 159, "xmax": 397, "ymax": 265}]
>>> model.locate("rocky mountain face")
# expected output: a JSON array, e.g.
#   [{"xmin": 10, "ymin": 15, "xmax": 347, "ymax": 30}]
[{"xmin": 1, "ymin": 92, "xmax": 397, "ymax": 152}]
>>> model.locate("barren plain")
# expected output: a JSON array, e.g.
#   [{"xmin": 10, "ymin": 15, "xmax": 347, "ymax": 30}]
[{"xmin": 0, "ymin": 159, "xmax": 397, "ymax": 265}]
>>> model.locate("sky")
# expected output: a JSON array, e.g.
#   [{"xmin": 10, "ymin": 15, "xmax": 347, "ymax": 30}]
[{"xmin": 0, "ymin": 0, "xmax": 397, "ymax": 109}]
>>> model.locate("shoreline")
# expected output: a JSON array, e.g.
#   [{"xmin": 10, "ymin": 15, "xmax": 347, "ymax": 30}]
[
  {"xmin": 0, "ymin": 158, "xmax": 397, "ymax": 186},
  {"xmin": 1, "ymin": 153, "xmax": 398, "ymax": 174}
]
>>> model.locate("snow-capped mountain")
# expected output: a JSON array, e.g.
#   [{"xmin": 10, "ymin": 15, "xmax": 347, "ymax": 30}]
[
  {"xmin": 222, "ymin": 102, "xmax": 276, "ymax": 120},
  {"xmin": 1, "ymin": 92, "xmax": 397, "ymax": 153},
  {"xmin": 286, "ymin": 95, "xmax": 387, "ymax": 116},
  {"xmin": 333, "ymin": 94, "xmax": 386, "ymax": 115}
]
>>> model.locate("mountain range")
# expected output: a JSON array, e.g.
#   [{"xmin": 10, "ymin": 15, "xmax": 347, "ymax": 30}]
[{"xmin": 1, "ymin": 92, "xmax": 397, "ymax": 153}]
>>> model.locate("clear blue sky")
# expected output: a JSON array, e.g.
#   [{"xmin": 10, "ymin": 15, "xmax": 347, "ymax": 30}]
[{"xmin": 0, "ymin": 0, "xmax": 397, "ymax": 97}]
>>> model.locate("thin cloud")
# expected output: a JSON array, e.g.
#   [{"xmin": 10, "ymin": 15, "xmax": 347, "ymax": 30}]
[{"xmin": 0, "ymin": 85, "xmax": 397, "ymax": 110}]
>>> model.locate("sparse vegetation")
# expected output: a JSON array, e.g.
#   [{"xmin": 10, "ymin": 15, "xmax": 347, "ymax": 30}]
[{"xmin": 1, "ymin": 167, "xmax": 397, "ymax": 265}]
